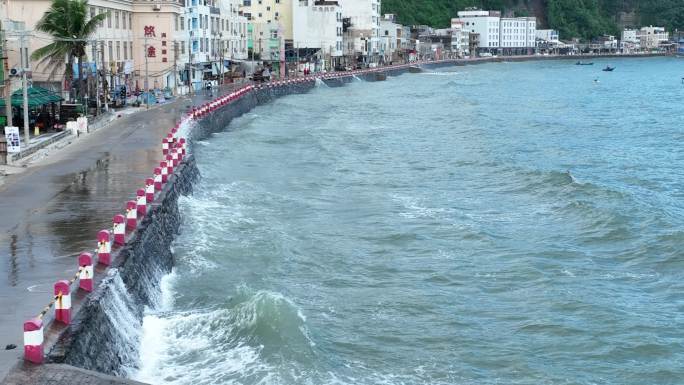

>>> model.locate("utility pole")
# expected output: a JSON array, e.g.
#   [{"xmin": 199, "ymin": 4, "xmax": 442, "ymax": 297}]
[
  {"xmin": 1, "ymin": 26, "xmax": 12, "ymax": 128},
  {"xmin": 20, "ymin": 31, "xmax": 28, "ymax": 144},
  {"xmin": 144, "ymin": 34, "xmax": 149, "ymax": 109},
  {"xmin": 100, "ymin": 41, "xmax": 108, "ymax": 112},
  {"xmin": 94, "ymin": 43, "xmax": 100, "ymax": 115}
]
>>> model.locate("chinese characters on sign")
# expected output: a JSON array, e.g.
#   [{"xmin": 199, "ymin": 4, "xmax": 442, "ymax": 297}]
[
  {"xmin": 144, "ymin": 25, "xmax": 155, "ymax": 37},
  {"xmin": 147, "ymin": 46, "xmax": 156, "ymax": 58}
]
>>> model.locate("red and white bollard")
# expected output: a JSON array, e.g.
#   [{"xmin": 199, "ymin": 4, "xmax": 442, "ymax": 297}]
[
  {"xmin": 160, "ymin": 161, "xmax": 169, "ymax": 183},
  {"xmin": 179, "ymin": 138, "xmax": 187, "ymax": 156},
  {"xmin": 78, "ymin": 252, "xmax": 94, "ymax": 292},
  {"xmin": 23, "ymin": 318, "xmax": 43, "ymax": 364},
  {"xmin": 154, "ymin": 167, "xmax": 163, "ymax": 190},
  {"xmin": 126, "ymin": 201, "xmax": 137, "ymax": 229},
  {"xmin": 136, "ymin": 189, "xmax": 147, "ymax": 216},
  {"xmin": 145, "ymin": 178, "xmax": 155, "ymax": 203},
  {"xmin": 162, "ymin": 138, "xmax": 169, "ymax": 155},
  {"xmin": 98, "ymin": 230, "xmax": 112, "ymax": 264},
  {"xmin": 165, "ymin": 155, "xmax": 175, "ymax": 174},
  {"xmin": 171, "ymin": 149, "xmax": 179, "ymax": 167},
  {"xmin": 54, "ymin": 280, "xmax": 71, "ymax": 325},
  {"xmin": 113, "ymin": 215, "xmax": 126, "ymax": 246}
]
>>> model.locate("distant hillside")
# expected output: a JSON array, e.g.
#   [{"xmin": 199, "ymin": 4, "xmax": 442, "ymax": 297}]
[{"xmin": 381, "ymin": 0, "xmax": 684, "ymax": 41}]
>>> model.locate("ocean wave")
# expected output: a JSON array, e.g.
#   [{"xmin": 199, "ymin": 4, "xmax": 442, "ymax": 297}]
[{"xmin": 135, "ymin": 285, "xmax": 315, "ymax": 385}]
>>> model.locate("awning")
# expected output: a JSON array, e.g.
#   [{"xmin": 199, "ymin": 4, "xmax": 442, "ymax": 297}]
[{"xmin": 0, "ymin": 86, "xmax": 63, "ymax": 108}]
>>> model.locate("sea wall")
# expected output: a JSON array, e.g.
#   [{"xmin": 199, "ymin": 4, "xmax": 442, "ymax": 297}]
[{"xmin": 46, "ymin": 157, "xmax": 199, "ymax": 375}]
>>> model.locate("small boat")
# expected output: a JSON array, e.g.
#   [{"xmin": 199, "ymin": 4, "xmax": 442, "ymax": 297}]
[
  {"xmin": 602, "ymin": 66, "xmax": 615, "ymax": 72},
  {"xmin": 575, "ymin": 61, "xmax": 594, "ymax": 65}
]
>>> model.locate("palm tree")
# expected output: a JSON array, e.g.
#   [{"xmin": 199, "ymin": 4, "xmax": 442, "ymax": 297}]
[{"xmin": 31, "ymin": 0, "xmax": 107, "ymax": 103}]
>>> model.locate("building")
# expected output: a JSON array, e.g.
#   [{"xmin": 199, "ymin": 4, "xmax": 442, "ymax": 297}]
[
  {"xmin": 292, "ymin": 0, "xmax": 344, "ymax": 71},
  {"xmin": 455, "ymin": 9, "xmax": 536, "ymax": 56},
  {"xmin": 499, "ymin": 16, "xmax": 535, "ymax": 55},
  {"xmin": 450, "ymin": 19, "xmax": 470, "ymax": 57},
  {"xmin": 339, "ymin": 0, "xmax": 381, "ymax": 66},
  {"xmin": 456, "ymin": 10, "xmax": 500, "ymax": 53},
  {"xmin": 620, "ymin": 29, "xmax": 640, "ymax": 53},
  {"xmin": 638, "ymin": 26, "xmax": 668, "ymax": 50},
  {"xmin": 133, "ymin": 0, "xmax": 186, "ymax": 94},
  {"xmin": 378, "ymin": 14, "xmax": 402, "ymax": 64},
  {"xmin": 536, "ymin": 29, "xmax": 559, "ymax": 44},
  {"xmin": 239, "ymin": 0, "xmax": 292, "ymax": 63}
]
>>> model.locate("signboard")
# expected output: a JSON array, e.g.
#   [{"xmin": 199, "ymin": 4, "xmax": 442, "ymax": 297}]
[
  {"xmin": 4, "ymin": 126, "xmax": 21, "ymax": 153},
  {"xmin": 77, "ymin": 117, "xmax": 88, "ymax": 134}
]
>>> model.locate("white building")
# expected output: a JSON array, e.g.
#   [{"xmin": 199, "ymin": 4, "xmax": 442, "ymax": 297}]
[
  {"xmin": 338, "ymin": 0, "xmax": 381, "ymax": 64},
  {"xmin": 456, "ymin": 10, "xmax": 500, "ymax": 53},
  {"xmin": 638, "ymin": 26, "xmax": 668, "ymax": 50},
  {"xmin": 535, "ymin": 29, "xmax": 559, "ymax": 44},
  {"xmin": 292, "ymin": 0, "xmax": 344, "ymax": 69},
  {"xmin": 450, "ymin": 19, "xmax": 470, "ymax": 56},
  {"xmin": 379, "ymin": 14, "xmax": 402, "ymax": 63},
  {"xmin": 456, "ymin": 9, "xmax": 536, "ymax": 55}
]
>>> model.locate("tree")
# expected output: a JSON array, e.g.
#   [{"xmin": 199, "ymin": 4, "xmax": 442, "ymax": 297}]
[{"xmin": 31, "ymin": 0, "xmax": 107, "ymax": 103}]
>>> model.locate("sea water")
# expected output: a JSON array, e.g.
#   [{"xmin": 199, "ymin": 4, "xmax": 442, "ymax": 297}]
[{"xmin": 135, "ymin": 57, "xmax": 684, "ymax": 385}]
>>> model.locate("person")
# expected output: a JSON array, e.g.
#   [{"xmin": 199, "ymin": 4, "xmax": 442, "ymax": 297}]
[{"xmin": 263, "ymin": 67, "xmax": 271, "ymax": 82}]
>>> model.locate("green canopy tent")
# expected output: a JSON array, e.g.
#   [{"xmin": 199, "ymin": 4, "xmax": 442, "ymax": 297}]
[{"xmin": 0, "ymin": 86, "xmax": 63, "ymax": 108}]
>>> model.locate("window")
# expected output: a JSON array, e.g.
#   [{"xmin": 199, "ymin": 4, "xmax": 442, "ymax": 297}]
[
  {"xmin": 107, "ymin": 10, "xmax": 112, "ymax": 28},
  {"xmin": 129, "ymin": 13, "xmax": 132, "ymax": 30},
  {"xmin": 115, "ymin": 11, "xmax": 119, "ymax": 29},
  {"xmin": 130, "ymin": 43, "xmax": 133, "ymax": 59},
  {"xmin": 175, "ymin": 15, "xmax": 179, "ymax": 31},
  {"xmin": 123, "ymin": 41, "xmax": 128, "ymax": 59},
  {"xmin": 116, "ymin": 41, "xmax": 120, "ymax": 60},
  {"xmin": 181, "ymin": 41, "xmax": 186, "ymax": 54},
  {"xmin": 243, "ymin": 0, "xmax": 251, "ymax": 5},
  {"xmin": 108, "ymin": 41, "xmax": 113, "ymax": 62},
  {"xmin": 98, "ymin": 8, "xmax": 104, "ymax": 27},
  {"xmin": 90, "ymin": 7, "xmax": 95, "ymax": 20},
  {"xmin": 162, "ymin": 40, "xmax": 167, "ymax": 47},
  {"xmin": 181, "ymin": 17, "xmax": 185, "ymax": 30}
]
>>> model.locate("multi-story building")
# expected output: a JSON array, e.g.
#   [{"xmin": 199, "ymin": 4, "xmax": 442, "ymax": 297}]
[
  {"xmin": 456, "ymin": 9, "xmax": 536, "ymax": 55},
  {"xmin": 499, "ymin": 17, "xmax": 536, "ymax": 54},
  {"xmin": 239, "ymin": 0, "xmax": 292, "ymax": 66},
  {"xmin": 620, "ymin": 29, "xmax": 640, "ymax": 53},
  {"xmin": 450, "ymin": 19, "xmax": 470, "ymax": 57},
  {"xmin": 339, "ymin": 0, "xmax": 381, "ymax": 65},
  {"xmin": 378, "ymin": 14, "xmax": 402, "ymax": 64},
  {"xmin": 3, "ymin": 0, "xmax": 140, "ymax": 97},
  {"xmin": 638, "ymin": 26, "xmax": 668, "ymax": 50},
  {"xmin": 456, "ymin": 10, "xmax": 500, "ymax": 53},
  {"xmin": 536, "ymin": 29, "xmax": 559, "ymax": 44},
  {"xmin": 132, "ymin": 0, "xmax": 186, "ymax": 94},
  {"xmin": 292, "ymin": 0, "xmax": 344, "ymax": 70}
]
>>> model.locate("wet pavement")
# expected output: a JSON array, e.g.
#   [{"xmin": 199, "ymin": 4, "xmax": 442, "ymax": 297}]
[{"xmin": 0, "ymin": 86, "xmax": 240, "ymax": 379}]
